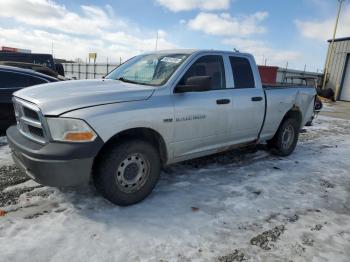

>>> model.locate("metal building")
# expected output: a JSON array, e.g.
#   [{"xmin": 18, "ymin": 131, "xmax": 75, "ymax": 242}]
[{"xmin": 325, "ymin": 37, "xmax": 350, "ymax": 101}]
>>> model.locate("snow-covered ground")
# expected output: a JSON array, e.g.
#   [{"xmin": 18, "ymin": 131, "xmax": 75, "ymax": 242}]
[{"xmin": 0, "ymin": 116, "xmax": 350, "ymax": 262}]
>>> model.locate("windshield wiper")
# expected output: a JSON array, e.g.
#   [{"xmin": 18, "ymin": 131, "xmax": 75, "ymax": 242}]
[{"xmin": 116, "ymin": 77, "xmax": 139, "ymax": 84}]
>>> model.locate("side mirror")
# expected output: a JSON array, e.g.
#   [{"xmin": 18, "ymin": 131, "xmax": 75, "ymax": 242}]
[{"xmin": 175, "ymin": 76, "xmax": 211, "ymax": 93}]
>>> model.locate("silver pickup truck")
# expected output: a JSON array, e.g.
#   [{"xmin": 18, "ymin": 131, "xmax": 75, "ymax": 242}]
[{"xmin": 7, "ymin": 49, "xmax": 316, "ymax": 206}]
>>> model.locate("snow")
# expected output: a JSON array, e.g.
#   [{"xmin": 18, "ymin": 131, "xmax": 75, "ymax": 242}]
[
  {"xmin": 3, "ymin": 180, "xmax": 40, "ymax": 193},
  {"xmin": 0, "ymin": 136, "xmax": 12, "ymax": 166},
  {"xmin": 1, "ymin": 116, "xmax": 350, "ymax": 261},
  {"xmin": 321, "ymin": 102, "xmax": 335, "ymax": 112}
]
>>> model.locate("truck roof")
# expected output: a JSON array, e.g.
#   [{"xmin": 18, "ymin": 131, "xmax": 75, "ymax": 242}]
[{"xmin": 144, "ymin": 49, "xmax": 254, "ymax": 58}]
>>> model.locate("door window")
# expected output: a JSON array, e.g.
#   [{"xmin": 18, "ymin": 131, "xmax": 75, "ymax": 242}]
[
  {"xmin": 0, "ymin": 71, "xmax": 47, "ymax": 89},
  {"xmin": 229, "ymin": 56, "xmax": 255, "ymax": 88},
  {"xmin": 179, "ymin": 55, "xmax": 226, "ymax": 90}
]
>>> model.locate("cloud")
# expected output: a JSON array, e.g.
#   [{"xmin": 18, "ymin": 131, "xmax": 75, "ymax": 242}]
[
  {"xmin": 188, "ymin": 12, "xmax": 268, "ymax": 37},
  {"xmin": 0, "ymin": 0, "xmax": 120, "ymax": 35},
  {"xmin": 186, "ymin": 10, "xmax": 300, "ymax": 66},
  {"xmin": 222, "ymin": 38, "xmax": 300, "ymax": 65},
  {"xmin": 0, "ymin": 0, "xmax": 177, "ymax": 62},
  {"xmin": 0, "ymin": 0, "xmax": 302, "ymax": 68},
  {"xmin": 103, "ymin": 31, "xmax": 176, "ymax": 53},
  {"xmin": 0, "ymin": 26, "xmax": 177, "ymax": 62},
  {"xmin": 155, "ymin": 0, "xmax": 231, "ymax": 12},
  {"xmin": 0, "ymin": 27, "xmax": 105, "ymax": 59},
  {"xmin": 295, "ymin": 4, "xmax": 350, "ymax": 41}
]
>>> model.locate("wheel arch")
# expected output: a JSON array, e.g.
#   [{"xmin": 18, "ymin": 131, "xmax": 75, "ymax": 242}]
[
  {"xmin": 269, "ymin": 106, "xmax": 303, "ymax": 141},
  {"xmin": 282, "ymin": 106, "xmax": 303, "ymax": 129},
  {"xmin": 266, "ymin": 106, "xmax": 302, "ymax": 155},
  {"xmin": 93, "ymin": 127, "xmax": 168, "ymax": 168}
]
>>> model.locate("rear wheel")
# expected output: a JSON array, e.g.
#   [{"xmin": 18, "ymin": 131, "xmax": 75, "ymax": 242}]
[
  {"xmin": 93, "ymin": 140, "xmax": 161, "ymax": 206},
  {"xmin": 267, "ymin": 118, "xmax": 299, "ymax": 156}
]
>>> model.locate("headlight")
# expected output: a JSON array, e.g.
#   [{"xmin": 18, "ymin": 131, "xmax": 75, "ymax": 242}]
[{"xmin": 46, "ymin": 118, "xmax": 97, "ymax": 142}]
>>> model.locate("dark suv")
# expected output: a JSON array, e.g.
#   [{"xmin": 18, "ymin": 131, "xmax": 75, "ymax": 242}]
[
  {"xmin": 0, "ymin": 65, "xmax": 58, "ymax": 132},
  {"xmin": 0, "ymin": 52, "xmax": 64, "ymax": 76}
]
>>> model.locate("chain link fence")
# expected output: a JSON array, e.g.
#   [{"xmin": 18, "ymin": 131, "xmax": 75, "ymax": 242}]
[{"xmin": 62, "ymin": 63, "xmax": 120, "ymax": 79}]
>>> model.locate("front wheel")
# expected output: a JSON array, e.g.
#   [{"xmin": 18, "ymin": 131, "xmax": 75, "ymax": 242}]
[
  {"xmin": 267, "ymin": 118, "xmax": 300, "ymax": 156},
  {"xmin": 93, "ymin": 140, "xmax": 161, "ymax": 206}
]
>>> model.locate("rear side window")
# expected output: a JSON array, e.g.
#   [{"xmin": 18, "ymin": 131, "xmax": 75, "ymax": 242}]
[
  {"xmin": 229, "ymin": 56, "xmax": 255, "ymax": 88},
  {"xmin": 26, "ymin": 75, "xmax": 48, "ymax": 86},
  {"xmin": 179, "ymin": 55, "xmax": 226, "ymax": 90},
  {"xmin": 0, "ymin": 71, "xmax": 48, "ymax": 89}
]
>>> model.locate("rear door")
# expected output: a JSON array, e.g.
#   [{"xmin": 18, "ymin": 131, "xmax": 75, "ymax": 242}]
[
  {"xmin": 225, "ymin": 55, "xmax": 265, "ymax": 143},
  {"xmin": 172, "ymin": 54, "xmax": 231, "ymax": 158}
]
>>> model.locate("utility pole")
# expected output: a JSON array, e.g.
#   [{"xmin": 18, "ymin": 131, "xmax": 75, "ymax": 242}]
[
  {"xmin": 283, "ymin": 61, "xmax": 289, "ymax": 83},
  {"xmin": 51, "ymin": 42, "xmax": 54, "ymax": 57},
  {"xmin": 322, "ymin": 0, "xmax": 345, "ymax": 90},
  {"xmin": 155, "ymin": 31, "xmax": 159, "ymax": 51}
]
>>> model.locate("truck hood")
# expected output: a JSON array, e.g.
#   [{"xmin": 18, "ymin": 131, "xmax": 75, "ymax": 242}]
[{"xmin": 14, "ymin": 79, "xmax": 155, "ymax": 115}]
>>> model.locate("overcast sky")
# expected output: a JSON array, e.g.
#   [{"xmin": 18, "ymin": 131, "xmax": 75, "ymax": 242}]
[{"xmin": 1, "ymin": 0, "xmax": 349, "ymax": 71}]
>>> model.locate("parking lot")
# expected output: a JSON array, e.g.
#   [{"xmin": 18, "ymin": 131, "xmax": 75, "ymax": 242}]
[
  {"xmin": 321, "ymin": 101, "xmax": 350, "ymax": 120},
  {"xmin": 0, "ymin": 103, "xmax": 349, "ymax": 261}
]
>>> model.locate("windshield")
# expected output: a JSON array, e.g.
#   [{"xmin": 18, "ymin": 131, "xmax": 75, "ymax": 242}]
[{"xmin": 106, "ymin": 53, "xmax": 189, "ymax": 86}]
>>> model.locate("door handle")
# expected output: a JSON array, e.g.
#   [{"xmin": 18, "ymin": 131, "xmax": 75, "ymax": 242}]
[
  {"xmin": 216, "ymin": 99, "xmax": 230, "ymax": 105},
  {"xmin": 251, "ymin": 96, "xmax": 263, "ymax": 102}
]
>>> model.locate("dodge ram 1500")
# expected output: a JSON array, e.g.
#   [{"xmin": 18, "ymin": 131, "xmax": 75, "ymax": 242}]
[{"xmin": 7, "ymin": 49, "xmax": 316, "ymax": 205}]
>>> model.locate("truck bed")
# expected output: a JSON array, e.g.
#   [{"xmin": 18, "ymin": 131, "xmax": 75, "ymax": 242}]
[{"xmin": 259, "ymin": 85, "xmax": 316, "ymax": 141}]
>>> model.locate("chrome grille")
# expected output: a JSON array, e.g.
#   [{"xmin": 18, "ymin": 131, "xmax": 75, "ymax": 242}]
[
  {"xmin": 13, "ymin": 98, "xmax": 47, "ymax": 144},
  {"xmin": 23, "ymin": 107, "xmax": 40, "ymax": 121}
]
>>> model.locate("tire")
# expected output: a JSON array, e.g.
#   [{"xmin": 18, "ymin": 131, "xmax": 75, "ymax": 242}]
[
  {"xmin": 93, "ymin": 140, "xmax": 161, "ymax": 206},
  {"xmin": 267, "ymin": 118, "xmax": 300, "ymax": 156}
]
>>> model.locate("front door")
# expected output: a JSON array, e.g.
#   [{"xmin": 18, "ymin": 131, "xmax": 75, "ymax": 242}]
[{"xmin": 172, "ymin": 55, "xmax": 231, "ymax": 158}]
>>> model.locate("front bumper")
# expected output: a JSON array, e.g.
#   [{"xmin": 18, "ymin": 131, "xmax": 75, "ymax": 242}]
[{"xmin": 6, "ymin": 126, "xmax": 104, "ymax": 187}]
